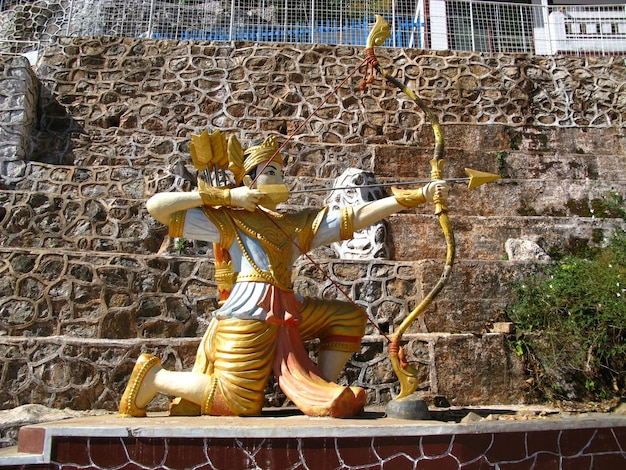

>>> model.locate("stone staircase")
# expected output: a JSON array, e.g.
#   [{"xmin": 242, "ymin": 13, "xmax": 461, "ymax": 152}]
[{"xmin": 1, "ymin": 37, "xmax": 624, "ymax": 420}]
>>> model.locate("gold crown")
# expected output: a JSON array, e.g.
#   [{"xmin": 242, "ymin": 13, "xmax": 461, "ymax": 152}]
[
  {"xmin": 241, "ymin": 136, "xmax": 282, "ymax": 179},
  {"xmin": 228, "ymin": 135, "xmax": 283, "ymax": 184}
]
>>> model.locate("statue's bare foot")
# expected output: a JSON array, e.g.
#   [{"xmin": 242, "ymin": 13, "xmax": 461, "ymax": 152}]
[{"xmin": 118, "ymin": 354, "xmax": 161, "ymax": 417}]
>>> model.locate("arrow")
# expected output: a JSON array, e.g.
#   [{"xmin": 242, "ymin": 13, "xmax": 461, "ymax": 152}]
[
  {"xmin": 258, "ymin": 168, "xmax": 500, "ymax": 203},
  {"xmin": 257, "ymin": 168, "xmax": 499, "ymax": 205}
]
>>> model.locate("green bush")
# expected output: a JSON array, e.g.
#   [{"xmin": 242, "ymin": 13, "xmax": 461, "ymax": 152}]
[{"xmin": 507, "ymin": 228, "xmax": 625, "ymax": 402}]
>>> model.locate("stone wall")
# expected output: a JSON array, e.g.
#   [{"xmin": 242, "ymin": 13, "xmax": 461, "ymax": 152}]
[
  {"xmin": 0, "ymin": 37, "xmax": 624, "ymax": 415},
  {"xmin": 0, "ymin": 55, "xmax": 39, "ymax": 183},
  {"xmin": 0, "ymin": 0, "xmax": 68, "ymax": 53}
]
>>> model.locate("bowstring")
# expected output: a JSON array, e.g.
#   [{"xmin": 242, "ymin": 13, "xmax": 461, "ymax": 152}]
[
  {"xmin": 249, "ymin": 56, "xmax": 369, "ymax": 188},
  {"xmin": 247, "ymin": 54, "xmax": 392, "ymax": 342}
]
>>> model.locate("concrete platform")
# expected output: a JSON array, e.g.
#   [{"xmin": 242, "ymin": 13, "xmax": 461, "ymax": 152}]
[{"xmin": 1, "ymin": 408, "xmax": 625, "ymax": 469}]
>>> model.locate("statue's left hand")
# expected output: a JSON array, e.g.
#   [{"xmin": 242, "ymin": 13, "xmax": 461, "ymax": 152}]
[{"xmin": 423, "ymin": 180, "xmax": 449, "ymax": 202}]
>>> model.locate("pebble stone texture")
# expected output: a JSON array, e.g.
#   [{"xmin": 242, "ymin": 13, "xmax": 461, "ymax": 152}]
[
  {"xmin": 0, "ymin": 1, "xmax": 69, "ymax": 54},
  {"xmin": 0, "ymin": 56, "xmax": 39, "ymax": 179},
  {"xmin": 0, "ymin": 0, "xmax": 245, "ymax": 53},
  {"xmin": 0, "ymin": 34, "xmax": 625, "ymax": 418}
]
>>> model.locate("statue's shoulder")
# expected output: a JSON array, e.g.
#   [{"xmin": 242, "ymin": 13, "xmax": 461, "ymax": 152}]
[
  {"xmin": 201, "ymin": 206, "xmax": 237, "ymax": 248},
  {"xmin": 296, "ymin": 206, "xmax": 330, "ymax": 253}
]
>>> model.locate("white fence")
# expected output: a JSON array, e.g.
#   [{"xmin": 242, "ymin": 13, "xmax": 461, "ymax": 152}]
[
  {"xmin": 432, "ymin": 0, "xmax": 626, "ymax": 55},
  {"xmin": 2, "ymin": 0, "xmax": 626, "ymax": 57}
]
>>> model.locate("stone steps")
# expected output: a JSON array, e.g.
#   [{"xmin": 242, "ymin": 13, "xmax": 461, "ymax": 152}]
[
  {"xmin": 0, "ymin": 246, "xmax": 542, "ymax": 338},
  {"xmin": 6, "ymin": 162, "xmax": 183, "ymax": 198},
  {"xmin": 7, "ymin": 166, "xmax": 624, "ymax": 221},
  {"xmin": 0, "ymin": 190, "xmax": 166, "ymax": 255},
  {"xmin": 289, "ymin": 178, "xmax": 624, "ymax": 218},
  {"xmin": 7, "ymin": 138, "xmax": 623, "ymax": 209},
  {"xmin": 388, "ymin": 213, "xmax": 623, "ymax": 261},
  {"xmin": 23, "ymin": 130, "xmax": 626, "ymax": 182},
  {"xmin": 0, "ymin": 331, "xmax": 524, "ymax": 411}
]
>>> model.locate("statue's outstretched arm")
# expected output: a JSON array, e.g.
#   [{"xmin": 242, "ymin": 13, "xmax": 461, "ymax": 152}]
[
  {"xmin": 351, "ymin": 196, "xmax": 405, "ymax": 232},
  {"xmin": 147, "ymin": 184, "xmax": 267, "ymax": 226},
  {"xmin": 351, "ymin": 181, "xmax": 447, "ymax": 232}
]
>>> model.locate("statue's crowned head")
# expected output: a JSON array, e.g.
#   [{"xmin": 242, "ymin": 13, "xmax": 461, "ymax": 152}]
[
  {"xmin": 228, "ymin": 135, "xmax": 284, "ymax": 185},
  {"xmin": 243, "ymin": 136, "xmax": 282, "ymax": 180}
]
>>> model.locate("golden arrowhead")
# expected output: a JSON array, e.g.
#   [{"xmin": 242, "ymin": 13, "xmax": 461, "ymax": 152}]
[{"xmin": 464, "ymin": 168, "xmax": 501, "ymax": 190}]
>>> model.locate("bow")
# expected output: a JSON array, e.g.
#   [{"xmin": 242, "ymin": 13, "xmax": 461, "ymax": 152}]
[{"xmin": 363, "ymin": 15, "xmax": 456, "ymax": 399}]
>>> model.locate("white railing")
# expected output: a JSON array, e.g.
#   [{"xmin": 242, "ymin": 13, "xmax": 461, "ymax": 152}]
[
  {"xmin": 434, "ymin": 0, "xmax": 626, "ymax": 55},
  {"xmin": 1, "ymin": 0, "xmax": 626, "ymax": 57}
]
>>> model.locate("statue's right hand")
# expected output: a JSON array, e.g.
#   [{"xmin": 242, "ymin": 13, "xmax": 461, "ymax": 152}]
[{"xmin": 230, "ymin": 186, "xmax": 265, "ymax": 212}]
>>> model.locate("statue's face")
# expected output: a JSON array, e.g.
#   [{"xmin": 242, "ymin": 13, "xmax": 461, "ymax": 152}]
[
  {"xmin": 253, "ymin": 162, "xmax": 284, "ymax": 187},
  {"xmin": 251, "ymin": 162, "xmax": 287, "ymax": 210}
]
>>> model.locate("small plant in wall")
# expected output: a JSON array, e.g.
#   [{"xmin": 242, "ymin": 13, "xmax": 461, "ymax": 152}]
[
  {"xmin": 174, "ymin": 237, "xmax": 188, "ymax": 255},
  {"xmin": 496, "ymin": 150, "xmax": 507, "ymax": 173}
]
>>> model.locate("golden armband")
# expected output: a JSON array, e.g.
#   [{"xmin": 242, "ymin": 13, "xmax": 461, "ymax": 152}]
[
  {"xmin": 391, "ymin": 186, "xmax": 427, "ymax": 208},
  {"xmin": 339, "ymin": 206, "xmax": 354, "ymax": 240},
  {"xmin": 169, "ymin": 211, "xmax": 186, "ymax": 238},
  {"xmin": 198, "ymin": 180, "xmax": 231, "ymax": 207}
]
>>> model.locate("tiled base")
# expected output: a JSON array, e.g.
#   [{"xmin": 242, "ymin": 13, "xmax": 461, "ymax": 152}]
[{"xmin": 3, "ymin": 411, "xmax": 626, "ymax": 469}]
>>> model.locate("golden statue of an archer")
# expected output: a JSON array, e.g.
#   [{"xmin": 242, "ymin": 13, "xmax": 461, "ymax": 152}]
[{"xmin": 118, "ymin": 129, "xmax": 448, "ymax": 418}]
